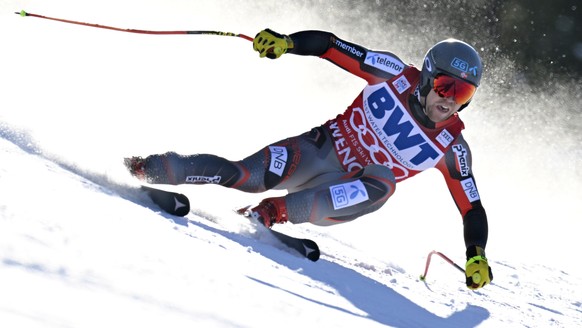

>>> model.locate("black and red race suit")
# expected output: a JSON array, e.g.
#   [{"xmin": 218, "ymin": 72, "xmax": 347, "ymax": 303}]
[
  {"xmin": 289, "ymin": 30, "xmax": 487, "ymax": 248},
  {"xmin": 140, "ymin": 30, "xmax": 488, "ymax": 249}
]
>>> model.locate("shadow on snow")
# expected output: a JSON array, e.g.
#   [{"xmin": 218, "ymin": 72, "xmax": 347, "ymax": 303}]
[{"xmin": 185, "ymin": 218, "xmax": 490, "ymax": 328}]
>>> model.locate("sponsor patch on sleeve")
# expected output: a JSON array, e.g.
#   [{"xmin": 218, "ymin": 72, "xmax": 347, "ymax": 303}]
[
  {"xmin": 461, "ymin": 177, "xmax": 480, "ymax": 202},
  {"xmin": 452, "ymin": 145, "xmax": 470, "ymax": 176},
  {"xmin": 364, "ymin": 52, "xmax": 405, "ymax": 76}
]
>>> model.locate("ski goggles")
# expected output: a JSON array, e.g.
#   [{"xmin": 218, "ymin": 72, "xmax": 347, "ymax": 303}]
[{"xmin": 432, "ymin": 74, "xmax": 477, "ymax": 105}]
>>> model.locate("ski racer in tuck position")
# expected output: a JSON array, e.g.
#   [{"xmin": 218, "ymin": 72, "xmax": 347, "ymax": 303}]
[{"xmin": 126, "ymin": 29, "xmax": 493, "ymax": 290}]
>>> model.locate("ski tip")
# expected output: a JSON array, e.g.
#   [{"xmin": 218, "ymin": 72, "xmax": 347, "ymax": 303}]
[
  {"xmin": 16, "ymin": 10, "xmax": 27, "ymax": 17},
  {"xmin": 141, "ymin": 185, "xmax": 191, "ymax": 217},
  {"xmin": 303, "ymin": 239, "xmax": 320, "ymax": 262},
  {"xmin": 307, "ymin": 250, "xmax": 320, "ymax": 262}
]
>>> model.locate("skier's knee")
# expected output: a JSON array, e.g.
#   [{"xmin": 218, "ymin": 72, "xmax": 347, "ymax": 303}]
[
  {"xmin": 362, "ymin": 164, "xmax": 396, "ymax": 183},
  {"xmin": 359, "ymin": 164, "xmax": 396, "ymax": 201}
]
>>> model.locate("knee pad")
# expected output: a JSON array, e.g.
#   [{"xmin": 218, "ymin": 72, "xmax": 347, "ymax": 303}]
[{"xmin": 359, "ymin": 164, "xmax": 396, "ymax": 201}]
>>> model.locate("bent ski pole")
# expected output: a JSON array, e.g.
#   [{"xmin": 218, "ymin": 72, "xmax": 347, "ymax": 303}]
[
  {"xmin": 419, "ymin": 250, "xmax": 464, "ymax": 281},
  {"xmin": 15, "ymin": 10, "xmax": 254, "ymax": 42}
]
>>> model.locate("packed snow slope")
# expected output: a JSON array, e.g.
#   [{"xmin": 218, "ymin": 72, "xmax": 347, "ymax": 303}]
[
  {"xmin": 1, "ymin": 123, "xmax": 581, "ymax": 327},
  {"xmin": 1, "ymin": 1, "xmax": 582, "ymax": 327}
]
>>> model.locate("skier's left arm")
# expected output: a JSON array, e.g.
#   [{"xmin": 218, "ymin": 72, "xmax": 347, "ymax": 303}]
[
  {"xmin": 252, "ymin": 28, "xmax": 405, "ymax": 84},
  {"xmin": 435, "ymin": 134, "xmax": 493, "ymax": 290}
]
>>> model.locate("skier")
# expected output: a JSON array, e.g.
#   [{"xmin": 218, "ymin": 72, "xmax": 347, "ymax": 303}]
[{"xmin": 125, "ymin": 29, "xmax": 493, "ymax": 290}]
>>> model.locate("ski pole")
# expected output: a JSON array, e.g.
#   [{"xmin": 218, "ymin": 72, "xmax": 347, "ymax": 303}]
[
  {"xmin": 419, "ymin": 250, "xmax": 465, "ymax": 281},
  {"xmin": 15, "ymin": 10, "xmax": 254, "ymax": 42}
]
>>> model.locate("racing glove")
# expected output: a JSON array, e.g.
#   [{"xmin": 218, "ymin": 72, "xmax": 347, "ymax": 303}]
[
  {"xmin": 465, "ymin": 245, "xmax": 493, "ymax": 290},
  {"xmin": 253, "ymin": 28, "xmax": 294, "ymax": 59}
]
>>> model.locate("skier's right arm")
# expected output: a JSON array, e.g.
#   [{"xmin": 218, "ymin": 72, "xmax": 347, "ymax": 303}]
[{"xmin": 253, "ymin": 29, "xmax": 406, "ymax": 84}]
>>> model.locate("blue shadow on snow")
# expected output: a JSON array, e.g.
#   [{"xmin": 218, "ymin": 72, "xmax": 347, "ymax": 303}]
[{"xmin": 186, "ymin": 219, "xmax": 490, "ymax": 328}]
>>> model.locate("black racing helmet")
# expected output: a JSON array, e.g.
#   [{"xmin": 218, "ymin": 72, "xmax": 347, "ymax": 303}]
[{"xmin": 420, "ymin": 38, "xmax": 483, "ymax": 109}]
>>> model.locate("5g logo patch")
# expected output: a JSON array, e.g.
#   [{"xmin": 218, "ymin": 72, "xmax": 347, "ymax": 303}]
[
  {"xmin": 451, "ymin": 57, "xmax": 469, "ymax": 72},
  {"xmin": 330, "ymin": 180, "xmax": 369, "ymax": 210}
]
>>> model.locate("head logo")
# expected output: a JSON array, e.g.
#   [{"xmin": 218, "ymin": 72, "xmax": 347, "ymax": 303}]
[
  {"xmin": 424, "ymin": 56, "xmax": 433, "ymax": 72},
  {"xmin": 469, "ymin": 66, "xmax": 479, "ymax": 76},
  {"xmin": 451, "ymin": 57, "xmax": 469, "ymax": 72}
]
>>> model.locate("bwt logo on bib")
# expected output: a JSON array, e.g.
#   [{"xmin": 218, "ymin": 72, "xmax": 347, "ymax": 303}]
[{"xmin": 365, "ymin": 85, "xmax": 441, "ymax": 168}]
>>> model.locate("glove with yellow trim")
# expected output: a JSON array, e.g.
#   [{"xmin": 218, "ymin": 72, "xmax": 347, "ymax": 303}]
[
  {"xmin": 253, "ymin": 28, "xmax": 294, "ymax": 59},
  {"xmin": 465, "ymin": 246, "xmax": 493, "ymax": 290}
]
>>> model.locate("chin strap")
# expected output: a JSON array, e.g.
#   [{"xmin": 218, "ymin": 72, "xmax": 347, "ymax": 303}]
[{"xmin": 414, "ymin": 84, "xmax": 427, "ymax": 114}]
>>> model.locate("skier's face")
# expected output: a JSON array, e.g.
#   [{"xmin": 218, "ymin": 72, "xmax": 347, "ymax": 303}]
[{"xmin": 424, "ymin": 89, "xmax": 462, "ymax": 123}]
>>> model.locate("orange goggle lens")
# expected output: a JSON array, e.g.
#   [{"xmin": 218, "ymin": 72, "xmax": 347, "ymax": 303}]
[{"xmin": 433, "ymin": 74, "xmax": 477, "ymax": 105}]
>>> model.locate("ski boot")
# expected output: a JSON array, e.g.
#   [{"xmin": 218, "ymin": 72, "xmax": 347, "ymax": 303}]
[{"xmin": 243, "ymin": 197, "xmax": 288, "ymax": 228}]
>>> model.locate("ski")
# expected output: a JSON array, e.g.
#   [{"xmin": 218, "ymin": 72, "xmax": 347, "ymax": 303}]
[
  {"xmin": 266, "ymin": 228, "xmax": 320, "ymax": 262},
  {"xmin": 141, "ymin": 185, "xmax": 190, "ymax": 217},
  {"xmin": 236, "ymin": 206, "xmax": 320, "ymax": 262},
  {"xmin": 137, "ymin": 182, "xmax": 320, "ymax": 261}
]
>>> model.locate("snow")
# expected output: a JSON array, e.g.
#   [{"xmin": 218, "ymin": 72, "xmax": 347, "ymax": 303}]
[{"xmin": 1, "ymin": 1, "xmax": 582, "ymax": 327}]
